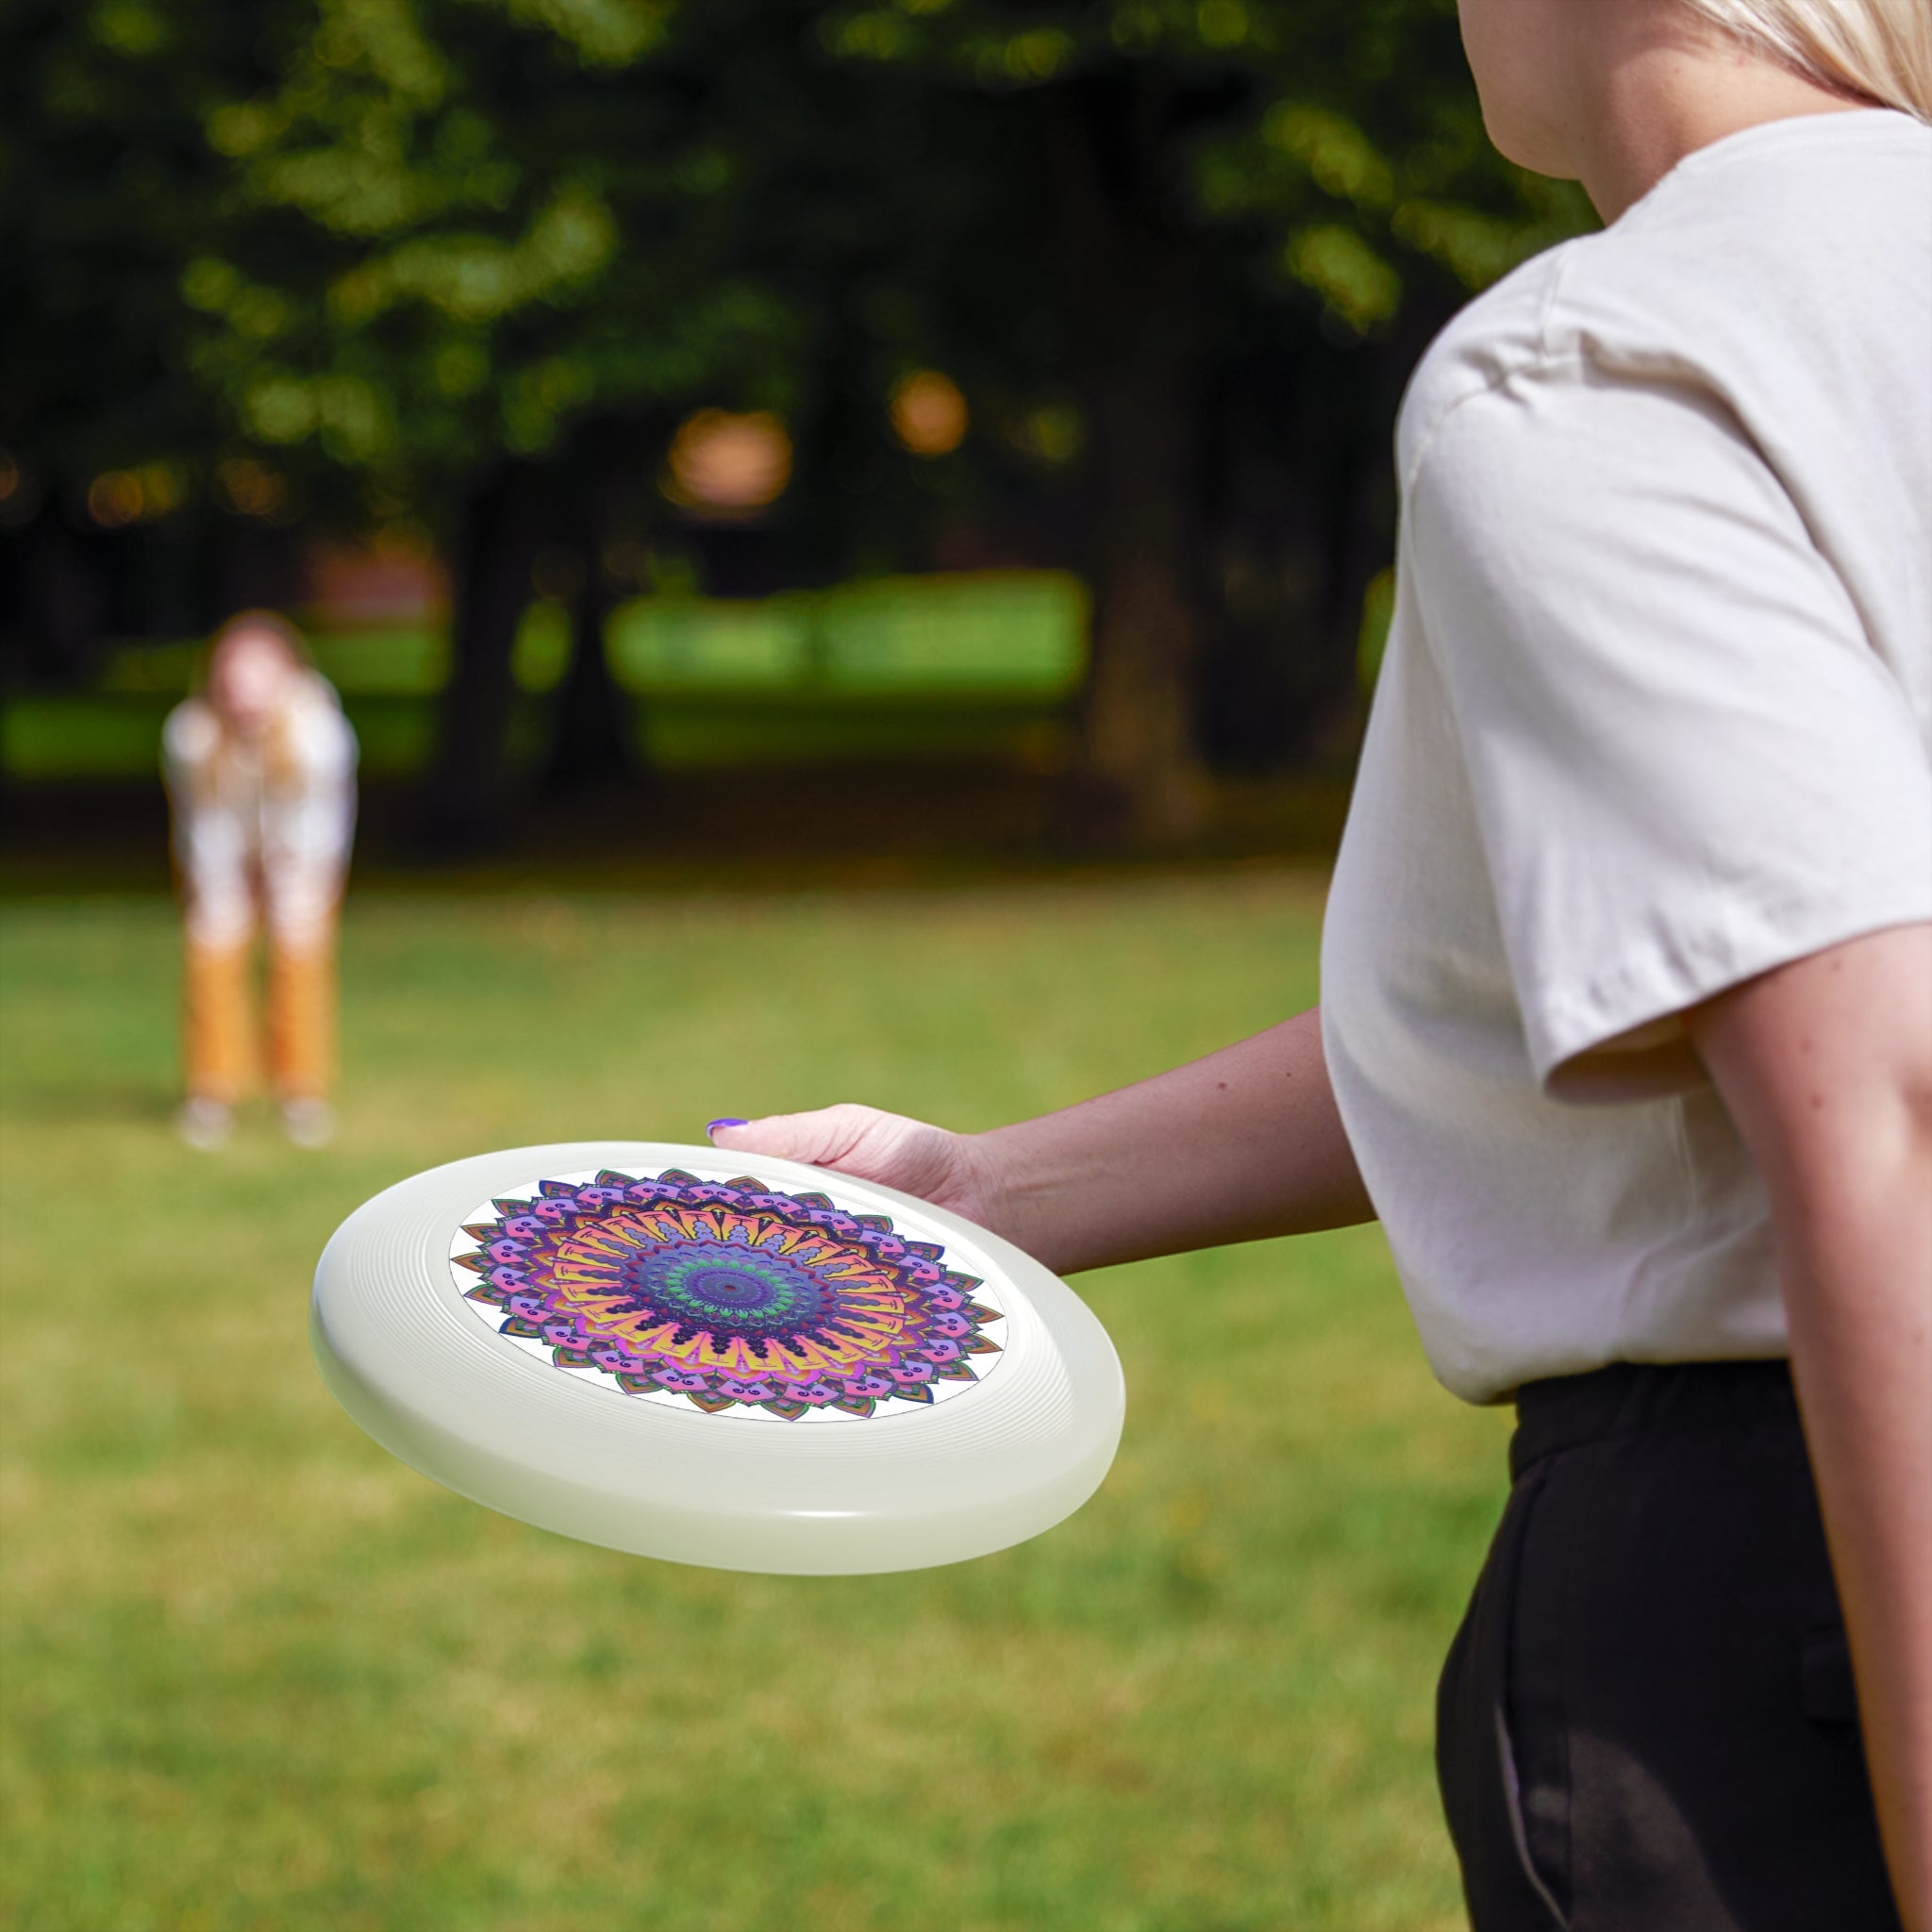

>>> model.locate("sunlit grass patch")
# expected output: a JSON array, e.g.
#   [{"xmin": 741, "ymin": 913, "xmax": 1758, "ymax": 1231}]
[{"xmin": 1, "ymin": 877, "xmax": 1504, "ymax": 1931}]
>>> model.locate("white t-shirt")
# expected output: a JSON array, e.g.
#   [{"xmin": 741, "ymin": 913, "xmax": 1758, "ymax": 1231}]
[
  {"xmin": 1322, "ymin": 109, "xmax": 1932, "ymax": 1405},
  {"xmin": 163, "ymin": 672, "xmax": 358, "ymax": 950}
]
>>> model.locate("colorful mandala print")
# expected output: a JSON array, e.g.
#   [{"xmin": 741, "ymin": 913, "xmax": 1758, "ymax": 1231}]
[{"xmin": 452, "ymin": 1169, "xmax": 1004, "ymax": 1422}]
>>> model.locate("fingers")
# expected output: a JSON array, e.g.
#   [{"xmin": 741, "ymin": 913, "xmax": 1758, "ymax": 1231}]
[
  {"xmin": 708, "ymin": 1105, "xmax": 874, "ymax": 1169},
  {"xmin": 706, "ymin": 1105, "xmax": 967, "ymax": 1207}
]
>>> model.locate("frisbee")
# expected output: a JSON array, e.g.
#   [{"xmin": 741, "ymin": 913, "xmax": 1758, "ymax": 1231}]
[{"xmin": 310, "ymin": 1141, "xmax": 1124, "ymax": 1574}]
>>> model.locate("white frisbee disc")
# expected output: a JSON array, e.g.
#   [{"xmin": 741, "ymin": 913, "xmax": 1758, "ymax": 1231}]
[{"xmin": 310, "ymin": 1141, "xmax": 1124, "ymax": 1574}]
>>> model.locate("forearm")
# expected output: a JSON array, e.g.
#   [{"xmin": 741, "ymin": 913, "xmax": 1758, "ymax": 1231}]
[
  {"xmin": 1692, "ymin": 924, "xmax": 1932, "ymax": 1929},
  {"xmin": 969, "ymin": 1005, "xmax": 1374, "ymax": 1274},
  {"xmin": 1779, "ymin": 1149, "xmax": 1932, "ymax": 1931}
]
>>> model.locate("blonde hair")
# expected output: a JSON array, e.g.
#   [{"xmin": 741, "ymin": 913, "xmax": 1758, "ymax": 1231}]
[{"xmin": 1682, "ymin": 0, "xmax": 1932, "ymax": 120}]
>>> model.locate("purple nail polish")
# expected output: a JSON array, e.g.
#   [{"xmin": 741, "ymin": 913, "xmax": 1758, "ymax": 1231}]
[{"xmin": 707, "ymin": 1118, "xmax": 748, "ymax": 1137}]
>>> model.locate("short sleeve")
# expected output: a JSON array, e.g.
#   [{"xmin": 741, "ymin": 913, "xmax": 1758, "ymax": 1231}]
[
  {"xmin": 161, "ymin": 699, "xmax": 218, "ymax": 785},
  {"xmin": 1408, "ymin": 363, "xmax": 1932, "ymax": 1097},
  {"xmin": 288, "ymin": 675, "xmax": 358, "ymax": 780}
]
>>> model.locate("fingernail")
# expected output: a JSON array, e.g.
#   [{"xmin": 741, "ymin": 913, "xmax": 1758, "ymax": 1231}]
[{"xmin": 707, "ymin": 1118, "xmax": 748, "ymax": 1138}]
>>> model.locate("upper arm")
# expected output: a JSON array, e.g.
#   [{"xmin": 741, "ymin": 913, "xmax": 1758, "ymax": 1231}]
[
  {"xmin": 291, "ymin": 681, "xmax": 358, "ymax": 778},
  {"xmin": 1687, "ymin": 923, "xmax": 1932, "ymax": 1239}
]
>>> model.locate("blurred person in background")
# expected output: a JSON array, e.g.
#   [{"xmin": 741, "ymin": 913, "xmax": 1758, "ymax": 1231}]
[
  {"xmin": 708, "ymin": 0, "xmax": 1932, "ymax": 1926},
  {"xmin": 163, "ymin": 611, "xmax": 358, "ymax": 1151}
]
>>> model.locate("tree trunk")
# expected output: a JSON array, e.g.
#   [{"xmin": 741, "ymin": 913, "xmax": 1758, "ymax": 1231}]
[
  {"xmin": 542, "ymin": 555, "xmax": 633, "ymax": 797},
  {"xmin": 1044, "ymin": 75, "xmax": 1210, "ymax": 847},
  {"xmin": 12, "ymin": 508, "xmax": 107, "ymax": 687},
  {"xmin": 541, "ymin": 418, "xmax": 659, "ymax": 799},
  {"xmin": 417, "ymin": 460, "xmax": 542, "ymax": 858},
  {"xmin": 1079, "ymin": 361, "xmax": 1205, "ymax": 844}
]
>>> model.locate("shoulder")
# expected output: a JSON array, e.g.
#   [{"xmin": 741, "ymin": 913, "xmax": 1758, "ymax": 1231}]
[
  {"xmin": 284, "ymin": 674, "xmax": 358, "ymax": 768},
  {"xmin": 162, "ymin": 698, "xmax": 220, "ymax": 768},
  {"xmin": 1394, "ymin": 203, "xmax": 1738, "ymax": 488},
  {"xmin": 1395, "ymin": 242, "xmax": 1581, "ymax": 486},
  {"xmin": 1398, "ymin": 109, "xmax": 1932, "ymax": 491}
]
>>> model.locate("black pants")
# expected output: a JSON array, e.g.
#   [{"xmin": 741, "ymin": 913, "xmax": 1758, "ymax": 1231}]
[{"xmin": 1436, "ymin": 1360, "xmax": 1900, "ymax": 1932}]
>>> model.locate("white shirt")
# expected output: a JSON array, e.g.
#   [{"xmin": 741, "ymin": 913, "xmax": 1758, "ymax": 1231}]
[
  {"xmin": 163, "ymin": 672, "xmax": 358, "ymax": 950},
  {"xmin": 1322, "ymin": 110, "xmax": 1932, "ymax": 1405}
]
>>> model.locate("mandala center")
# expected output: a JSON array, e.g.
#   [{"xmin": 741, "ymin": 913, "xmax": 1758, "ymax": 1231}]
[
  {"xmin": 687, "ymin": 1270, "xmax": 772, "ymax": 1307},
  {"xmin": 621, "ymin": 1241, "xmax": 829, "ymax": 1336}
]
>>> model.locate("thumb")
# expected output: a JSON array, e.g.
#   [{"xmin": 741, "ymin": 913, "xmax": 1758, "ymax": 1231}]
[
  {"xmin": 705, "ymin": 1106, "xmax": 978, "ymax": 1216},
  {"xmin": 707, "ymin": 1106, "xmax": 869, "ymax": 1168}
]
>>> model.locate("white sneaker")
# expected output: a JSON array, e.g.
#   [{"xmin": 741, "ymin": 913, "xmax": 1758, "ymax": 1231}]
[
  {"xmin": 175, "ymin": 1096, "xmax": 233, "ymax": 1151},
  {"xmin": 280, "ymin": 1097, "xmax": 337, "ymax": 1149}
]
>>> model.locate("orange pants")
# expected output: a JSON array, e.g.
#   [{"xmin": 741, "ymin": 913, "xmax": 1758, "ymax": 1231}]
[{"xmin": 184, "ymin": 923, "xmax": 337, "ymax": 1105}]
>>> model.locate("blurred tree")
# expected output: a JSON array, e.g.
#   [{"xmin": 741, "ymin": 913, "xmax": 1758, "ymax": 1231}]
[
  {"xmin": 4, "ymin": 0, "xmax": 1591, "ymax": 843},
  {"xmin": 0, "ymin": 0, "xmax": 304, "ymax": 681},
  {"xmin": 166, "ymin": 0, "xmax": 810, "ymax": 845},
  {"xmin": 150, "ymin": 0, "xmax": 992, "ymax": 845},
  {"xmin": 807, "ymin": 0, "xmax": 1592, "ymax": 835}
]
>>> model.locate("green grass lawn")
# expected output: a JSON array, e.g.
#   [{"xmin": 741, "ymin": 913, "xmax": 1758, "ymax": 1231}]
[
  {"xmin": 2, "ymin": 573, "xmax": 1090, "ymax": 782},
  {"xmin": 0, "ymin": 874, "xmax": 1507, "ymax": 1932}
]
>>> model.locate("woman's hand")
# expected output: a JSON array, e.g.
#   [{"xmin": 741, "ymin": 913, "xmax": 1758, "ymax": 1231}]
[{"xmin": 709, "ymin": 1106, "xmax": 1009, "ymax": 1230}]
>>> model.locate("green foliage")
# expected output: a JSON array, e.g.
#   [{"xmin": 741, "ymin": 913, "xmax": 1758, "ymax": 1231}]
[
  {"xmin": 808, "ymin": 0, "xmax": 1591, "ymax": 326},
  {"xmin": 168, "ymin": 0, "xmax": 813, "ymax": 498},
  {"xmin": 6, "ymin": 0, "xmax": 1592, "ymax": 521},
  {"xmin": 0, "ymin": 878, "xmax": 1509, "ymax": 1929},
  {"xmin": 2, "ymin": 1, "xmax": 269, "ymax": 485}
]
